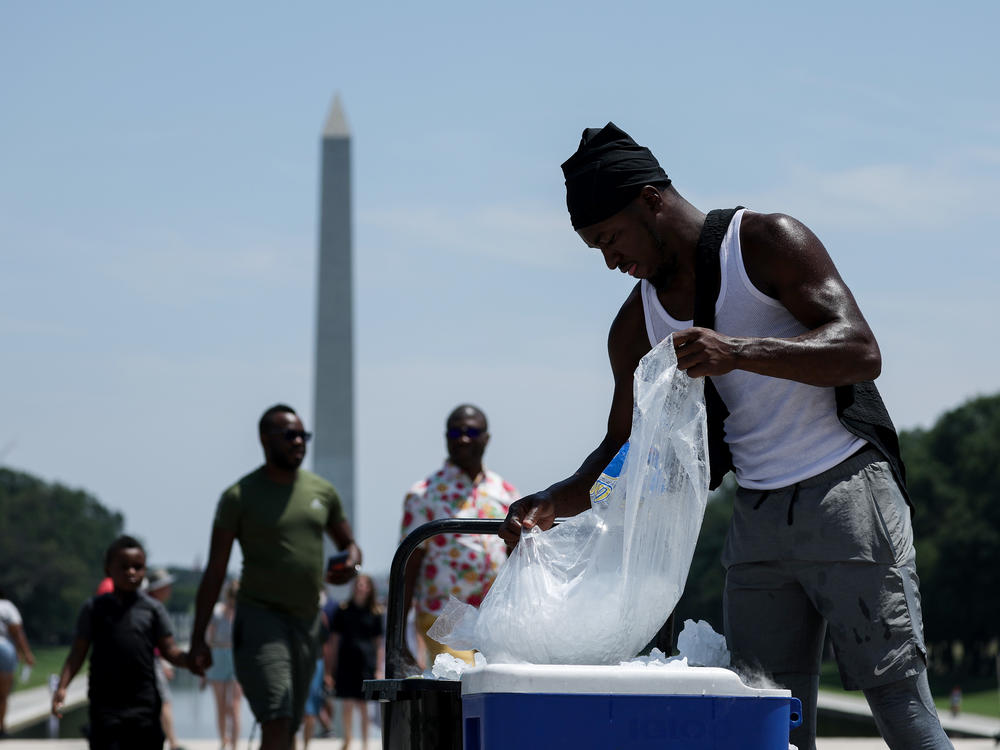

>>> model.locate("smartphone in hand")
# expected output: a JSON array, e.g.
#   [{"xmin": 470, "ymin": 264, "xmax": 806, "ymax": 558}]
[{"xmin": 326, "ymin": 551, "xmax": 358, "ymax": 583}]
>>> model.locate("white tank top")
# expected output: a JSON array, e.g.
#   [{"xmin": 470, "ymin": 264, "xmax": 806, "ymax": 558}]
[{"xmin": 640, "ymin": 209, "xmax": 865, "ymax": 489}]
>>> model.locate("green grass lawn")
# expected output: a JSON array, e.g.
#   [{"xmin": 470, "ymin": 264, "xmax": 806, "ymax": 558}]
[
  {"xmin": 12, "ymin": 645, "xmax": 74, "ymax": 692},
  {"xmin": 947, "ymin": 688, "xmax": 1000, "ymax": 718},
  {"xmin": 819, "ymin": 660, "xmax": 1000, "ymax": 719}
]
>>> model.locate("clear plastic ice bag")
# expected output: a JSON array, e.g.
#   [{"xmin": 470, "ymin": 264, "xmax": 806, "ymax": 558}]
[{"xmin": 429, "ymin": 334, "xmax": 710, "ymax": 664}]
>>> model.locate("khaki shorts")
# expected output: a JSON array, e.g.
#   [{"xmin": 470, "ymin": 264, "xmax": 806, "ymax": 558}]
[
  {"xmin": 416, "ymin": 611, "xmax": 476, "ymax": 665},
  {"xmin": 233, "ymin": 601, "xmax": 320, "ymax": 728},
  {"xmin": 722, "ymin": 447, "xmax": 927, "ymax": 691}
]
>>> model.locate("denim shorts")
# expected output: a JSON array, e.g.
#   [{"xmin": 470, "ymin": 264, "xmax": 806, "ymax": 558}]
[
  {"xmin": 304, "ymin": 658, "xmax": 326, "ymax": 717},
  {"xmin": 205, "ymin": 646, "xmax": 236, "ymax": 683},
  {"xmin": 0, "ymin": 637, "xmax": 16, "ymax": 673}
]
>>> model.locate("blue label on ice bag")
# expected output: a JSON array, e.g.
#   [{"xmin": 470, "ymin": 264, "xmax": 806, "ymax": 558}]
[{"xmin": 589, "ymin": 441, "xmax": 629, "ymax": 507}]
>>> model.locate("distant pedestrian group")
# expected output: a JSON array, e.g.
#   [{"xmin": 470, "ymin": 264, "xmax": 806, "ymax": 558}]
[
  {"xmin": 41, "ymin": 399, "xmax": 525, "ymax": 749},
  {"xmin": 203, "ymin": 578, "xmax": 242, "ymax": 750}
]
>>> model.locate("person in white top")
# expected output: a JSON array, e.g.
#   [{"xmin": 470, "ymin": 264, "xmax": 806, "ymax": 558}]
[
  {"xmin": 500, "ymin": 123, "xmax": 949, "ymax": 750},
  {"xmin": 0, "ymin": 591, "xmax": 35, "ymax": 737},
  {"xmin": 204, "ymin": 579, "xmax": 242, "ymax": 750}
]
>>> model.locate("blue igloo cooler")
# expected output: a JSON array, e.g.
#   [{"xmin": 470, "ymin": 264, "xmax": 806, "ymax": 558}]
[{"xmin": 460, "ymin": 663, "xmax": 801, "ymax": 750}]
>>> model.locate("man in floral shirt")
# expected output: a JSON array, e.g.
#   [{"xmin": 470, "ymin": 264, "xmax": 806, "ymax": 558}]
[{"xmin": 400, "ymin": 404, "xmax": 519, "ymax": 666}]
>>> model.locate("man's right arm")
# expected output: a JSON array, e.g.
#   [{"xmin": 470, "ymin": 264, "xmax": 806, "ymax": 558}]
[
  {"xmin": 500, "ymin": 286, "xmax": 650, "ymax": 544},
  {"xmin": 190, "ymin": 525, "xmax": 236, "ymax": 675}
]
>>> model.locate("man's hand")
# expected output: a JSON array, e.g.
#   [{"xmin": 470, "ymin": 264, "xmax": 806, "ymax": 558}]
[
  {"xmin": 189, "ymin": 639, "xmax": 212, "ymax": 677},
  {"xmin": 325, "ymin": 538, "xmax": 362, "ymax": 585},
  {"xmin": 325, "ymin": 566, "xmax": 358, "ymax": 585},
  {"xmin": 673, "ymin": 328, "xmax": 740, "ymax": 378},
  {"xmin": 51, "ymin": 686, "xmax": 67, "ymax": 718},
  {"xmin": 499, "ymin": 492, "xmax": 557, "ymax": 546},
  {"xmin": 325, "ymin": 559, "xmax": 360, "ymax": 586}
]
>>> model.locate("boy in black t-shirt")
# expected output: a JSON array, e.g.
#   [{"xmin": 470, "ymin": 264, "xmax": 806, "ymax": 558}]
[{"xmin": 53, "ymin": 535, "xmax": 192, "ymax": 750}]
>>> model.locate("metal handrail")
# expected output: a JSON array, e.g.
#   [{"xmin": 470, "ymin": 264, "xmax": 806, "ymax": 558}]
[{"xmin": 384, "ymin": 518, "xmax": 504, "ymax": 678}]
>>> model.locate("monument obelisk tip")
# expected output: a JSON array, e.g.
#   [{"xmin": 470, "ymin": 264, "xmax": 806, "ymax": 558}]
[
  {"xmin": 314, "ymin": 89, "xmax": 355, "ymax": 527},
  {"xmin": 323, "ymin": 93, "xmax": 350, "ymax": 138}
]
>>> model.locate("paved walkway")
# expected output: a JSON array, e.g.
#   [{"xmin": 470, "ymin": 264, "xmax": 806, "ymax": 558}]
[
  {"xmin": 7, "ymin": 684, "xmax": 996, "ymax": 748},
  {"xmin": 6, "ymin": 679, "xmax": 87, "ymax": 734},
  {"xmin": 0, "ymin": 742, "xmax": 379, "ymax": 749},
  {"xmin": 818, "ymin": 688, "xmax": 1000, "ymax": 739},
  {"xmin": 0, "ymin": 739, "xmax": 995, "ymax": 749}
]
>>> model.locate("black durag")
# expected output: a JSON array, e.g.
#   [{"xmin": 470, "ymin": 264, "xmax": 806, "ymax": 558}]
[{"xmin": 561, "ymin": 122, "xmax": 670, "ymax": 230}]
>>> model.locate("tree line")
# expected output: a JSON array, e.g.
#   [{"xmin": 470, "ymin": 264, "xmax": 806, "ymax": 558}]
[
  {"xmin": 2, "ymin": 393, "xmax": 998, "ymax": 665},
  {"xmin": 0, "ymin": 468, "xmax": 124, "ymax": 644},
  {"xmin": 0, "ymin": 468, "xmax": 208, "ymax": 645}
]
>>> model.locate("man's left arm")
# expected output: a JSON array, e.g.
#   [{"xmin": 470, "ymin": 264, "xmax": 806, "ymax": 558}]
[
  {"xmin": 326, "ymin": 513, "xmax": 363, "ymax": 585},
  {"xmin": 673, "ymin": 212, "xmax": 881, "ymax": 387}
]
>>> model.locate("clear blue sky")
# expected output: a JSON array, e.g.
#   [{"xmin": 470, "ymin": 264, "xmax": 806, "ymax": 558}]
[{"xmin": 2, "ymin": 1, "xmax": 998, "ymax": 575}]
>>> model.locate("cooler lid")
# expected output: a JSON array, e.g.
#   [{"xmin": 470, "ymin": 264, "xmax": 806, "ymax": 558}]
[{"xmin": 460, "ymin": 664, "xmax": 790, "ymax": 698}]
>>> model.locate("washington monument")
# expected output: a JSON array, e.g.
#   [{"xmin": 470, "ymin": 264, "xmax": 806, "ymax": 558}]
[{"xmin": 313, "ymin": 93, "xmax": 355, "ymax": 524}]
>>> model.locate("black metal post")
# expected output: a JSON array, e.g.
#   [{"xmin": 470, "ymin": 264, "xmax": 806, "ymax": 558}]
[{"xmin": 384, "ymin": 518, "xmax": 503, "ymax": 678}]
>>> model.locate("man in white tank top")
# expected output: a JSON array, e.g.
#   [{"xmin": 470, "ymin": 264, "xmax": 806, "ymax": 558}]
[{"xmin": 499, "ymin": 124, "xmax": 949, "ymax": 750}]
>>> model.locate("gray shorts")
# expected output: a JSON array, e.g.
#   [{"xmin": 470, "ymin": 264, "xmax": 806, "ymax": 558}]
[{"xmin": 722, "ymin": 446, "xmax": 927, "ymax": 691}]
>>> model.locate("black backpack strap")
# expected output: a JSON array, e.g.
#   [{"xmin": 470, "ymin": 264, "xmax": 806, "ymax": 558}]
[
  {"xmin": 693, "ymin": 207, "xmax": 743, "ymax": 490},
  {"xmin": 836, "ymin": 380, "xmax": 911, "ymax": 507},
  {"xmin": 693, "ymin": 208, "xmax": 741, "ymax": 329}
]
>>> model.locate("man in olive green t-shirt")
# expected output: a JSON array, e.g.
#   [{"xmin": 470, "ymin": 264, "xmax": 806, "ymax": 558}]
[{"xmin": 190, "ymin": 404, "xmax": 362, "ymax": 750}]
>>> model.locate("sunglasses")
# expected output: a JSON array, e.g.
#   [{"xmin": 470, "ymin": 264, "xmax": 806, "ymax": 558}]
[
  {"xmin": 446, "ymin": 426, "xmax": 484, "ymax": 440},
  {"xmin": 270, "ymin": 429, "xmax": 313, "ymax": 443}
]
